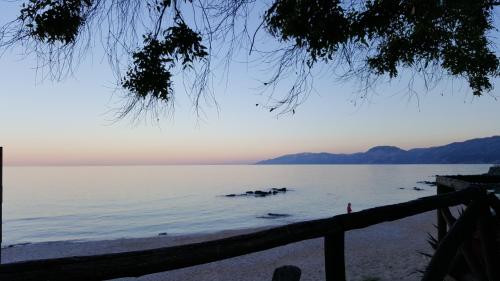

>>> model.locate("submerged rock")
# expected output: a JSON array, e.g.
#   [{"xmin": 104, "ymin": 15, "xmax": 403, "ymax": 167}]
[
  {"xmin": 224, "ymin": 187, "xmax": 291, "ymax": 198},
  {"xmin": 257, "ymin": 213, "xmax": 292, "ymax": 219},
  {"xmin": 416, "ymin": 181, "xmax": 437, "ymax": 186},
  {"xmin": 267, "ymin": 213, "xmax": 291, "ymax": 217},
  {"xmin": 254, "ymin": 190, "xmax": 270, "ymax": 196}
]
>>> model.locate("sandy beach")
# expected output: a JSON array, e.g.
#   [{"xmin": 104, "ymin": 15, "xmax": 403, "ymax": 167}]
[{"xmin": 1, "ymin": 210, "xmax": 438, "ymax": 281}]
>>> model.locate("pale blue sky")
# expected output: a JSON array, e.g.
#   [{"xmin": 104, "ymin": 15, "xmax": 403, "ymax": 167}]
[{"xmin": 0, "ymin": 2, "xmax": 499, "ymax": 165}]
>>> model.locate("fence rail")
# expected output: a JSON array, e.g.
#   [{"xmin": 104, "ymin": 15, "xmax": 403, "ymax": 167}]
[
  {"xmin": 0, "ymin": 187, "xmax": 482, "ymax": 281},
  {"xmin": 0, "ymin": 147, "xmax": 3, "ymax": 265}
]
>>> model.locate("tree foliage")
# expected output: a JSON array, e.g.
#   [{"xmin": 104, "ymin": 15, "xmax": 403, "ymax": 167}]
[
  {"xmin": 1, "ymin": 0, "xmax": 499, "ymax": 117},
  {"xmin": 266, "ymin": 0, "xmax": 499, "ymax": 96},
  {"xmin": 19, "ymin": 0, "xmax": 94, "ymax": 44},
  {"xmin": 122, "ymin": 17, "xmax": 208, "ymax": 103}
]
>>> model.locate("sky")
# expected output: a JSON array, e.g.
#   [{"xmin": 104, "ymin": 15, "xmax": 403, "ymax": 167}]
[{"xmin": 1, "ymin": 2, "xmax": 499, "ymax": 166}]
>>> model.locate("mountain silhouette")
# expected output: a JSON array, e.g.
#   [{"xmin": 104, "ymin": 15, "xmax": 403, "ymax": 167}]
[{"xmin": 257, "ymin": 136, "xmax": 500, "ymax": 164}]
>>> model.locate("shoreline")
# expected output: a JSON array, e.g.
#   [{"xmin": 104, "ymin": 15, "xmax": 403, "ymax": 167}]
[
  {"xmin": 2, "ymin": 211, "xmax": 436, "ymax": 281},
  {"xmin": 2, "ymin": 224, "xmax": 275, "ymax": 249}
]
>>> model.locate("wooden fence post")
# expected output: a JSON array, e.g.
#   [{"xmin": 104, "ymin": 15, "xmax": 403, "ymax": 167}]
[
  {"xmin": 324, "ymin": 231, "xmax": 345, "ymax": 281},
  {"xmin": 1, "ymin": 147, "xmax": 3, "ymax": 265},
  {"xmin": 440, "ymin": 208, "xmax": 488, "ymax": 280},
  {"xmin": 437, "ymin": 184, "xmax": 453, "ymax": 241},
  {"xmin": 488, "ymin": 193, "xmax": 500, "ymax": 219},
  {"xmin": 422, "ymin": 199, "xmax": 484, "ymax": 281},
  {"xmin": 0, "ymin": 188, "xmax": 479, "ymax": 281},
  {"xmin": 478, "ymin": 204, "xmax": 500, "ymax": 281}
]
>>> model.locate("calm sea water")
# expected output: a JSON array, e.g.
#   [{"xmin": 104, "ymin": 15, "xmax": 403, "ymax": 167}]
[{"xmin": 2, "ymin": 164, "xmax": 491, "ymax": 245}]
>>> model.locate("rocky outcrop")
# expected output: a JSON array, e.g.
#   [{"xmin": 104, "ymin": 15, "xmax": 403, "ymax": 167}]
[
  {"xmin": 224, "ymin": 188, "xmax": 289, "ymax": 198},
  {"xmin": 257, "ymin": 213, "xmax": 292, "ymax": 219}
]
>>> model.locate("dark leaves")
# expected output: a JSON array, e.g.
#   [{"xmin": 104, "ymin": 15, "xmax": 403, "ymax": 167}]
[
  {"xmin": 122, "ymin": 36, "xmax": 174, "ymax": 101},
  {"xmin": 265, "ymin": 0, "xmax": 350, "ymax": 64},
  {"xmin": 19, "ymin": 0, "xmax": 93, "ymax": 44},
  {"xmin": 122, "ymin": 18, "xmax": 207, "ymax": 102},
  {"xmin": 12, "ymin": 0, "xmax": 500, "ymax": 113},
  {"xmin": 265, "ymin": 0, "xmax": 500, "ymax": 96}
]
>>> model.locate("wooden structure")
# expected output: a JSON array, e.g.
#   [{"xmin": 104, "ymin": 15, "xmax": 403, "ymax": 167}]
[
  {"xmin": 0, "ymin": 187, "xmax": 493, "ymax": 281},
  {"xmin": 434, "ymin": 174, "xmax": 500, "ymax": 281},
  {"xmin": 0, "ymin": 147, "xmax": 3, "ymax": 265},
  {"xmin": 436, "ymin": 174, "xmax": 500, "ymax": 241},
  {"xmin": 0, "ymin": 160, "xmax": 499, "ymax": 280}
]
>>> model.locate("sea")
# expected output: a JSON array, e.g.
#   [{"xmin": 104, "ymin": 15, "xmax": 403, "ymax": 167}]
[{"xmin": 2, "ymin": 164, "xmax": 492, "ymax": 245}]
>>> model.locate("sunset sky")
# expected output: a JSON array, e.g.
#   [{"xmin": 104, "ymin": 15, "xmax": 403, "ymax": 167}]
[{"xmin": 1, "ymin": 4, "xmax": 499, "ymax": 166}]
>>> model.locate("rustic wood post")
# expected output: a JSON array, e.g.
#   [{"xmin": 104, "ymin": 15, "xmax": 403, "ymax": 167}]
[
  {"xmin": 441, "ymin": 208, "xmax": 487, "ymax": 281},
  {"xmin": 0, "ymin": 147, "xmax": 3, "ymax": 265},
  {"xmin": 271, "ymin": 265, "xmax": 301, "ymax": 281},
  {"xmin": 478, "ymin": 204, "xmax": 500, "ymax": 281},
  {"xmin": 487, "ymin": 193, "xmax": 500, "ymax": 219},
  {"xmin": 436, "ymin": 184, "xmax": 453, "ymax": 241},
  {"xmin": 324, "ymin": 231, "xmax": 345, "ymax": 281},
  {"xmin": 422, "ymin": 199, "xmax": 483, "ymax": 281},
  {"xmin": 0, "ymin": 188, "xmax": 479, "ymax": 281}
]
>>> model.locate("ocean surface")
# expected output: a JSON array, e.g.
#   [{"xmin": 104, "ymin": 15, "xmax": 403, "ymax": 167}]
[{"xmin": 2, "ymin": 164, "xmax": 491, "ymax": 245}]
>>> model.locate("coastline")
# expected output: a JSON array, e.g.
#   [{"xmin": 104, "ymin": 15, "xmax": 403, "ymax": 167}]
[{"xmin": 2, "ymin": 211, "xmax": 436, "ymax": 281}]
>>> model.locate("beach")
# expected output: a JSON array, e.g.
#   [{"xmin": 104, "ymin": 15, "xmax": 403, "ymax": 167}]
[{"xmin": 2, "ymin": 210, "xmax": 436, "ymax": 281}]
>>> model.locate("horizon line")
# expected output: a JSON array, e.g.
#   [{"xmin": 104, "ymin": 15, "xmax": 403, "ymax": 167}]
[{"xmin": 2, "ymin": 135, "xmax": 498, "ymax": 167}]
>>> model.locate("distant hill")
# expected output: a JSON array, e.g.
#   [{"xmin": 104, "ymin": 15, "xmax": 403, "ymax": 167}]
[{"xmin": 257, "ymin": 136, "xmax": 500, "ymax": 164}]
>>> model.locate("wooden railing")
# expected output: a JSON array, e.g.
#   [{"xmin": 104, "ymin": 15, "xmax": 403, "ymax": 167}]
[
  {"xmin": 0, "ymin": 147, "xmax": 3, "ymax": 265},
  {"xmin": 435, "ymin": 175, "xmax": 500, "ymax": 240},
  {"xmin": 431, "ymin": 175, "xmax": 500, "ymax": 281},
  {"xmin": 0, "ymin": 187, "xmax": 486, "ymax": 281}
]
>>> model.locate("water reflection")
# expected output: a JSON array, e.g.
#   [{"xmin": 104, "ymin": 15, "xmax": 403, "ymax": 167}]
[{"xmin": 3, "ymin": 164, "xmax": 490, "ymax": 244}]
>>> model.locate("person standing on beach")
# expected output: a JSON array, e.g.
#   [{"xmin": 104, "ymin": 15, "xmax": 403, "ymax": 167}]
[{"xmin": 347, "ymin": 203, "xmax": 352, "ymax": 214}]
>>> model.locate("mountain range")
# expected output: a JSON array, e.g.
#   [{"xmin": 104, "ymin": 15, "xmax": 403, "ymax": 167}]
[{"xmin": 257, "ymin": 136, "xmax": 500, "ymax": 164}]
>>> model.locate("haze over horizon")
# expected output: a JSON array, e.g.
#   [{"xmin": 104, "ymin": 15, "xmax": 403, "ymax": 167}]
[
  {"xmin": 3, "ymin": 135, "xmax": 499, "ymax": 166},
  {"xmin": 1, "ymin": 4, "xmax": 500, "ymax": 166}
]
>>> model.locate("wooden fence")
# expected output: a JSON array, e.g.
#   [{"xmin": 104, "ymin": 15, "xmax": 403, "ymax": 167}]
[
  {"xmin": 1, "ymin": 186, "xmax": 493, "ymax": 281},
  {"xmin": 433, "ymin": 175, "xmax": 500, "ymax": 281},
  {"xmin": 436, "ymin": 174, "xmax": 500, "ymax": 241},
  {"xmin": 0, "ymin": 147, "xmax": 3, "ymax": 265}
]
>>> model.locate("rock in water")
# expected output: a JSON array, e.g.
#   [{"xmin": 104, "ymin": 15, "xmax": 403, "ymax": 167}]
[
  {"xmin": 224, "ymin": 187, "xmax": 291, "ymax": 198},
  {"xmin": 257, "ymin": 213, "xmax": 292, "ymax": 219},
  {"xmin": 267, "ymin": 213, "xmax": 291, "ymax": 217}
]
